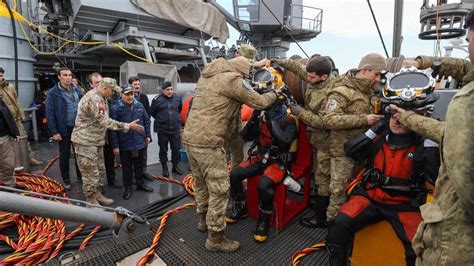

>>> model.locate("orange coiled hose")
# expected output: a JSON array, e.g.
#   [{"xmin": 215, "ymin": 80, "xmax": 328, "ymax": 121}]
[
  {"xmin": 136, "ymin": 173, "xmax": 196, "ymax": 265},
  {"xmin": 291, "ymin": 242, "xmax": 326, "ymax": 266},
  {"xmin": 137, "ymin": 202, "xmax": 196, "ymax": 266},
  {"xmin": 0, "ymin": 156, "xmax": 98, "ymax": 264}
]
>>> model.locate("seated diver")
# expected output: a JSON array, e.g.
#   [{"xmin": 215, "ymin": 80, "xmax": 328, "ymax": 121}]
[
  {"xmin": 225, "ymin": 99, "xmax": 298, "ymax": 242},
  {"xmin": 325, "ymin": 104, "xmax": 440, "ymax": 266}
]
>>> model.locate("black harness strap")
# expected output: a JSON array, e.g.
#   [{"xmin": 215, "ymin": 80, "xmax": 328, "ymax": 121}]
[{"xmin": 362, "ymin": 138, "xmax": 428, "ymax": 195}]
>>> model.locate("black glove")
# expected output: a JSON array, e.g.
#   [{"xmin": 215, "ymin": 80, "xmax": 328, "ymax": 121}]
[
  {"xmin": 369, "ymin": 120, "xmax": 388, "ymax": 137},
  {"xmin": 289, "ymin": 103, "xmax": 303, "ymax": 116}
]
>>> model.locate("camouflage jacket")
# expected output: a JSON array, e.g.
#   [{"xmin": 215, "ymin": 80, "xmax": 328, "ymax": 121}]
[
  {"xmin": 0, "ymin": 81, "xmax": 24, "ymax": 122},
  {"xmin": 277, "ymin": 58, "xmax": 335, "ymax": 149},
  {"xmin": 399, "ymin": 59, "xmax": 474, "ymax": 225},
  {"xmin": 71, "ymin": 89, "xmax": 129, "ymax": 146},
  {"xmin": 183, "ymin": 58, "xmax": 276, "ymax": 148},
  {"xmin": 319, "ymin": 74, "xmax": 374, "ymax": 156},
  {"xmin": 227, "ymin": 113, "xmax": 243, "ymax": 137},
  {"xmin": 416, "ymin": 55, "xmax": 473, "ymax": 82}
]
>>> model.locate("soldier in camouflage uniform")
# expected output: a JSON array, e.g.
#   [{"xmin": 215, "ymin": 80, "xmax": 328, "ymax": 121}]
[
  {"xmin": 0, "ymin": 67, "xmax": 43, "ymax": 166},
  {"xmin": 319, "ymin": 53, "xmax": 386, "ymax": 222},
  {"xmin": 225, "ymin": 44, "xmax": 271, "ymax": 169},
  {"xmin": 183, "ymin": 56, "xmax": 278, "ymax": 252},
  {"xmin": 72, "ymin": 78, "xmax": 144, "ymax": 206},
  {"xmin": 388, "ymin": 14, "xmax": 474, "ymax": 264},
  {"xmin": 224, "ymin": 44, "xmax": 258, "ymax": 169},
  {"xmin": 275, "ymin": 56, "xmax": 337, "ymax": 228}
]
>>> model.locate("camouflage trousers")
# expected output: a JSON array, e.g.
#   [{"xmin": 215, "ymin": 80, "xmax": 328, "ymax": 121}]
[
  {"xmin": 327, "ymin": 156, "xmax": 355, "ymax": 220},
  {"xmin": 0, "ymin": 135, "xmax": 15, "ymax": 187},
  {"xmin": 413, "ymin": 217, "xmax": 474, "ymax": 265},
  {"xmin": 225, "ymin": 131, "xmax": 245, "ymax": 170},
  {"xmin": 313, "ymin": 147, "xmax": 331, "ymax": 197},
  {"xmin": 74, "ymin": 144, "xmax": 105, "ymax": 197},
  {"xmin": 187, "ymin": 145, "xmax": 230, "ymax": 232}
]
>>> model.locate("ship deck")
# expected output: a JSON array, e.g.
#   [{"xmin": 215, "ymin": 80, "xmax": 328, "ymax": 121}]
[{"xmin": 2, "ymin": 141, "xmax": 329, "ymax": 265}]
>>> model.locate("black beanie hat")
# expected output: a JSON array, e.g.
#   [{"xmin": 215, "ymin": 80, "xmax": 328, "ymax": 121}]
[{"xmin": 162, "ymin": 81, "xmax": 172, "ymax": 90}]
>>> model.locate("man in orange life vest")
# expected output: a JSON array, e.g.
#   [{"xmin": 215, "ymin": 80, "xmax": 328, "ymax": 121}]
[
  {"xmin": 325, "ymin": 102, "xmax": 440, "ymax": 266},
  {"xmin": 225, "ymin": 99, "xmax": 298, "ymax": 242}
]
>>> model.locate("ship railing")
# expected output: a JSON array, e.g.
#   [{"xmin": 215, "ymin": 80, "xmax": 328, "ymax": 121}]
[{"xmin": 287, "ymin": 3, "xmax": 322, "ymax": 33}]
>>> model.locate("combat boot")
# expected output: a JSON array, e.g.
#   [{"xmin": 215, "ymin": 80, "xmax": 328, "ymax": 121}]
[
  {"xmin": 197, "ymin": 212, "xmax": 207, "ymax": 232},
  {"xmin": 253, "ymin": 209, "xmax": 272, "ymax": 242},
  {"xmin": 300, "ymin": 195, "xmax": 330, "ymax": 228},
  {"xmin": 30, "ymin": 157, "xmax": 43, "ymax": 166},
  {"xmin": 205, "ymin": 230, "xmax": 240, "ymax": 252},
  {"xmin": 162, "ymin": 164, "xmax": 169, "ymax": 177},
  {"xmin": 172, "ymin": 163, "xmax": 183, "ymax": 175},
  {"xmin": 225, "ymin": 200, "xmax": 248, "ymax": 223},
  {"xmin": 85, "ymin": 194, "xmax": 100, "ymax": 206},
  {"xmin": 95, "ymin": 191, "xmax": 114, "ymax": 206}
]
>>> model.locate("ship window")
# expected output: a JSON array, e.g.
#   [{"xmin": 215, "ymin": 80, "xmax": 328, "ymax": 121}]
[{"xmin": 234, "ymin": 0, "xmax": 259, "ymax": 22}]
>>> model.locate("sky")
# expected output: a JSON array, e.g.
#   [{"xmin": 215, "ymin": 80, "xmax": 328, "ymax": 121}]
[{"xmin": 215, "ymin": 0, "xmax": 469, "ymax": 72}]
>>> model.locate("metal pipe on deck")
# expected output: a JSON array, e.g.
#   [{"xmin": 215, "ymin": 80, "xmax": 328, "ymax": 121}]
[
  {"xmin": 141, "ymin": 36, "xmax": 154, "ymax": 63},
  {"xmin": 0, "ymin": 191, "xmax": 121, "ymax": 229},
  {"xmin": 198, "ymin": 46, "xmax": 208, "ymax": 66}
]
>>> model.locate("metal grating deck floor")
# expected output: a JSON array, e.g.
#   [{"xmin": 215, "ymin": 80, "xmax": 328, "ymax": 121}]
[
  {"xmin": 47, "ymin": 206, "xmax": 328, "ymax": 265},
  {"xmin": 155, "ymin": 207, "xmax": 328, "ymax": 265}
]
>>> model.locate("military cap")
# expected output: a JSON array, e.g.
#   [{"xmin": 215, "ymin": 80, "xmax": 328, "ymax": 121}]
[
  {"xmin": 229, "ymin": 57, "xmax": 251, "ymax": 76},
  {"xmin": 357, "ymin": 53, "xmax": 387, "ymax": 71},
  {"xmin": 121, "ymin": 85, "xmax": 133, "ymax": 94},
  {"xmin": 100, "ymin": 77, "xmax": 121, "ymax": 93},
  {"xmin": 238, "ymin": 44, "xmax": 257, "ymax": 61}
]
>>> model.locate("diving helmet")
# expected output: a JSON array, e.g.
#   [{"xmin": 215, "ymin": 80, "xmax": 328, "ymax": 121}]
[
  {"xmin": 381, "ymin": 66, "xmax": 439, "ymax": 116},
  {"xmin": 252, "ymin": 65, "xmax": 285, "ymax": 93}
]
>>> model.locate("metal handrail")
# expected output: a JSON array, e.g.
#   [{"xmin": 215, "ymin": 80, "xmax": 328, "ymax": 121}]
[{"xmin": 288, "ymin": 3, "xmax": 323, "ymax": 32}]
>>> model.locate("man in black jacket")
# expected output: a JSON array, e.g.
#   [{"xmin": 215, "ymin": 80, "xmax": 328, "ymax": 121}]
[
  {"xmin": 0, "ymin": 96, "xmax": 20, "ymax": 187},
  {"xmin": 129, "ymin": 76, "xmax": 153, "ymax": 180},
  {"xmin": 150, "ymin": 81, "xmax": 183, "ymax": 177}
]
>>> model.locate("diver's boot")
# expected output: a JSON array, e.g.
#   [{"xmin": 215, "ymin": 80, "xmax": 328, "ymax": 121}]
[
  {"xmin": 225, "ymin": 200, "xmax": 248, "ymax": 223},
  {"xmin": 205, "ymin": 230, "xmax": 240, "ymax": 252},
  {"xmin": 197, "ymin": 212, "xmax": 207, "ymax": 232},
  {"xmin": 327, "ymin": 243, "xmax": 348, "ymax": 266},
  {"xmin": 95, "ymin": 191, "xmax": 114, "ymax": 206},
  {"xmin": 253, "ymin": 209, "xmax": 272, "ymax": 242},
  {"xmin": 300, "ymin": 195, "xmax": 330, "ymax": 228}
]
